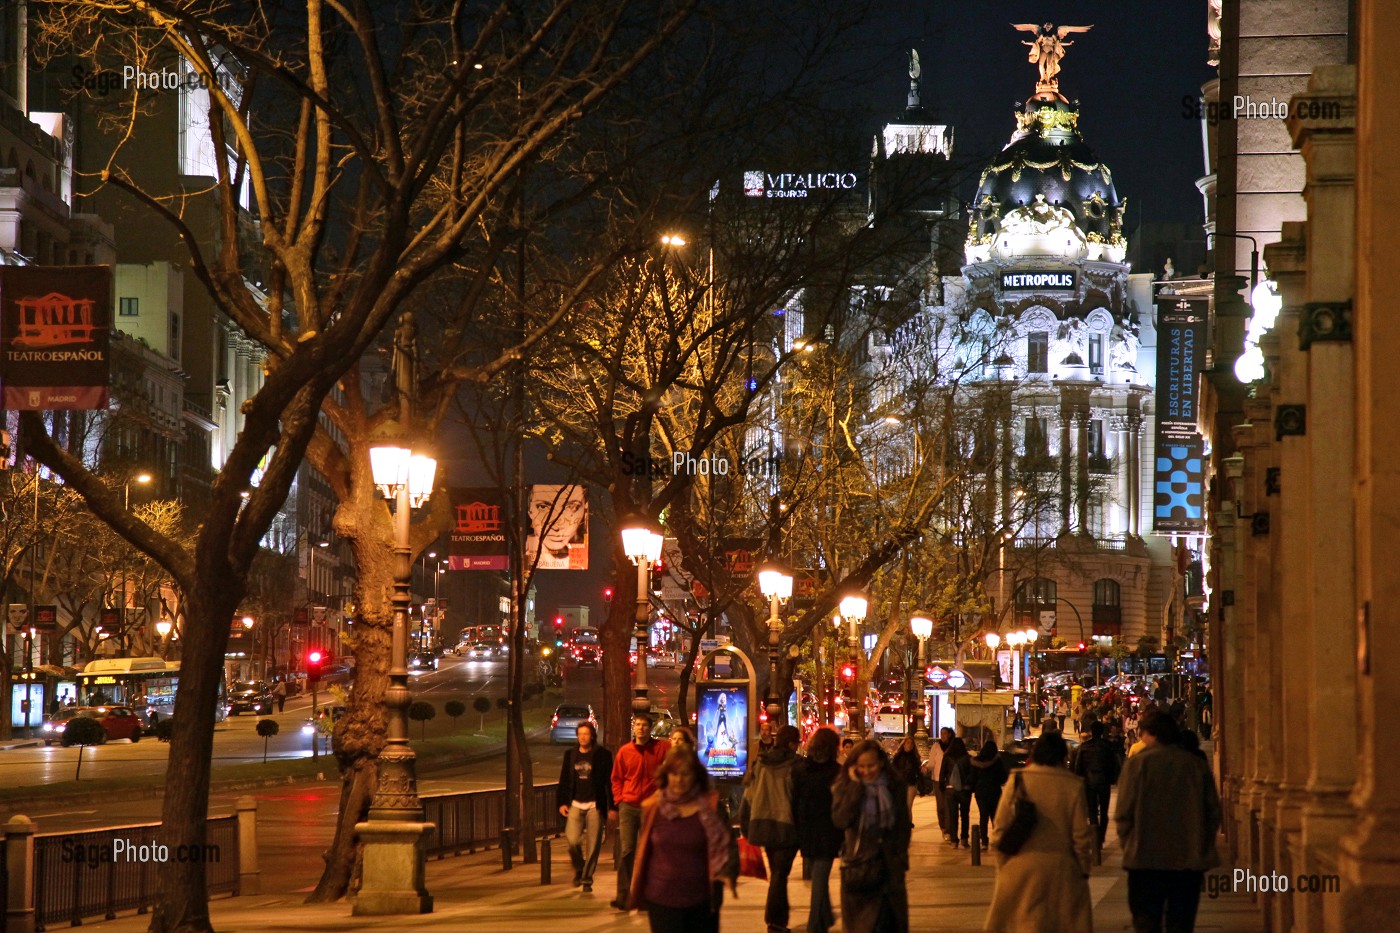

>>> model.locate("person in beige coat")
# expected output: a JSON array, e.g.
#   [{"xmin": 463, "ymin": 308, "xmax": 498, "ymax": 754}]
[{"xmin": 984, "ymin": 731, "xmax": 1095, "ymax": 933}]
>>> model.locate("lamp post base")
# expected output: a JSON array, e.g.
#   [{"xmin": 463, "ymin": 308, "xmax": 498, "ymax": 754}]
[{"xmin": 353, "ymin": 820, "xmax": 435, "ymax": 915}]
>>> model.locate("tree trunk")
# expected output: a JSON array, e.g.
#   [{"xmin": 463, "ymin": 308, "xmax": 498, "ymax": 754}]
[
  {"xmin": 151, "ymin": 582, "xmax": 240, "ymax": 933},
  {"xmin": 306, "ymin": 498, "xmax": 395, "ymax": 903},
  {"xmin": 601, "ymin": 561, "xmax": 638, "ymax": 748}
]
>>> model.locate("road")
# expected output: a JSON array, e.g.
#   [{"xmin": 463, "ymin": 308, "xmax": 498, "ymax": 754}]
[
  {"xmin": 6, "ymin": 653, "xmax": 679, "ymax": 788},
  {"xmin": 2, "ymin": 655, "xmax": 686, "ymax": 896}
]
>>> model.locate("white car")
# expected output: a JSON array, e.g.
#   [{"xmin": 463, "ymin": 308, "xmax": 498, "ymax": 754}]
[{"xmin": 873, "ymin": 705, "xmax": 908, "ymax": 736}]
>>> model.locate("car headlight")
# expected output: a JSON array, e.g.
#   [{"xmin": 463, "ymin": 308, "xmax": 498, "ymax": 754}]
[{"xmin": 302, "ymin": 724, "xmax": 315, "ymax": 736}]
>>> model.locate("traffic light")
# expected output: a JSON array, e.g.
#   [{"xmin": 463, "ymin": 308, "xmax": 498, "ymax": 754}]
[
  {"xmin": 1077, "ymin": 642, "xmax": 1087, "ymax": 654},
  {"xmin": 307, "ymin": 650, "xmax": 325, "ymax": 684},
  {"xmin": 840, "ymin": 664, "xmax": 855, "ymax": 681},
  {"xmin": 603, "ymin": 586, "xmax": 614, "ymax": 602}
]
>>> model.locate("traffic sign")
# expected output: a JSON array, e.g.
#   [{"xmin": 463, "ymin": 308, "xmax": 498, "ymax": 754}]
[
  {"xmin": 927, "ymin": 665, "xmax": 948, "ymax": 684},
  {"xmin": 945, "ymin": 669, "xmax": 968, "ymax": 689}
]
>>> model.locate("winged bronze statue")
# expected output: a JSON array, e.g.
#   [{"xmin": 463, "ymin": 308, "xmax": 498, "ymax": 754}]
[{"xmin": 1012, "ymin": 22, "xmax": 1093, "ymax": 89}]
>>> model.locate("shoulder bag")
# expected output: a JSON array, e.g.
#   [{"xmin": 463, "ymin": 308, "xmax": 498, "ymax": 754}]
[
  {"xmin": 840, "ymin": 813, "xmax": 887, "ymax": 893},
  {"xmin": 994, "ymin": 771, "xmax": 1039, "ymax": 856}
]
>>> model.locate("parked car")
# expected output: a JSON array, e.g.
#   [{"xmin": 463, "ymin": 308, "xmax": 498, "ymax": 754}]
[
  {"xmin": 464, "ymin": 643, "xmax": 496, "ymax": 661},
  {"xmin": 42, "ymin": 706, "xmax": 143, "ymax": 746},
  {"xmin": 550, "ymin": 704, "xmax": 598, "ymax": 745},
  {"xmin": 408, "ymin": 651, "xmax": 439, "ymax": 672},
  {"xmin": 227, "ymin": 681, "xmax": 273, "ymax": 715}
]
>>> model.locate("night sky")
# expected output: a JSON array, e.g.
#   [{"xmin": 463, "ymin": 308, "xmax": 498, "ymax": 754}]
[{"xmin": 862, "ymin": 3, "xmax": 1216, "ymax": 226}]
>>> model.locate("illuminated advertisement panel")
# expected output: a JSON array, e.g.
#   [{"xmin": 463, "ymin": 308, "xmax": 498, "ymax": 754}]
[{"xmin": 696, "ymin": 682, "xmax": 748, "ymax": 780}]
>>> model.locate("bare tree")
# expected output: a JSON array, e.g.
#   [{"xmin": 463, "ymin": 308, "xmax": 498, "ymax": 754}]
[{"xmin": 22, "ymin": 3, "xmax": 697, "ymax": 929}]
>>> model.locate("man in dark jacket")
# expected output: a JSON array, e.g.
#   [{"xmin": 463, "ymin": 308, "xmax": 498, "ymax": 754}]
[
  {"xmin": 1115, "ymin": 709, "xmax": 1221, "ymax": 933},
  {"xmin": 741, "ymin": 724, "xmax": 800, "ymax": 933},
  {"xmin": 556, "ymin": 721, "xmax": 612, "ymax": 892},
  {"xmin": 1071, "ymin": 719, "xmax": 1121, "ymax": 847}
]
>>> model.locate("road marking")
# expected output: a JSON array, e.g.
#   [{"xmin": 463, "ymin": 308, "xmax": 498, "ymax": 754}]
[{"xmin": 30, "ymin": 810, "xmax": 96, "ymax": 818}]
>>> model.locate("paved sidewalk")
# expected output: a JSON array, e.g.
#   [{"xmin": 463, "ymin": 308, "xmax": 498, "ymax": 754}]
[{"xmin": 82, "ymin": 794, "xmax": 1265, "ymax": 932}]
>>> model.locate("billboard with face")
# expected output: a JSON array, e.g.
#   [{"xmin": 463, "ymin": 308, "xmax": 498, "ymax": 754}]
[
  {"xmin": 525, "ymin": 484, "xmax": 588, "ymax": 570},
  {"xmin": 696, "ymin": 682, "xmax": 748, "ymax": 780}
]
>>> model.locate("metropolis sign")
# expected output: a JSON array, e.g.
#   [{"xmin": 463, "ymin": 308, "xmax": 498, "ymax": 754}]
[{"xmin": 1000, "ymin": 271, "xmax": 1078, "ymax": 290}]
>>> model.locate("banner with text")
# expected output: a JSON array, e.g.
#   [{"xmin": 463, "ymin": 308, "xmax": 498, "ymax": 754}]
[
  {"xmin": 1154, "ymin": 294, "xmax": 1208, "ymax": 438},
  {"xmin": 449, "ymin": 487, "xmax": 509, "ymax": 570},
  {"xmin": 0, "ymin": 265, "xmax": 112, "ymax": 410}
]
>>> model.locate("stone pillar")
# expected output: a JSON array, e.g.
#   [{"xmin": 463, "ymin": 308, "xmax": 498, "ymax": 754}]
[
  {"xmin": 1340, "ymin": 3, "xmax": 1400, "ymax": 925},
  {"xmin": 1215, "ymin": 455, "xmax": 1247, "ymax": 860},
  {"xmin": 1057, "ymin": 411, "xmax": 1072, "ymax": 533},
  {"xmin": 1284, "ymin": 63, "xmax": 1358, "ymax": 933},
  {"xmin": 4, "ymin": 815, "xmax": 36, "ymax": 933},
  {"xmin": 1112, "ymin": 415, "xmax": 1131, "ymax": 537},
  {"xmin": 236, "ymin": 795, "xmax": 260, "ymax": 895},
  {"xmin": 1075, "ymin": 408, "xmax": 1090, "ymax": 533},
  {"xmin": 1263, "ymin": 228, "xmax": 1310, "ymax": 933}
]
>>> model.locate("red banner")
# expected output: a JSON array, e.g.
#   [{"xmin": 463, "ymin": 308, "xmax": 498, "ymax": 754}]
[{"xmin": 0, "ymin": 266, "xmax": 112, "ymax": 410}]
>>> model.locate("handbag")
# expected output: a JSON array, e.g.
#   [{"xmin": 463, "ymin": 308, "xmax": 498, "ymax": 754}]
[
  {"xmin": 737, "ymin": 837, "xmax": 768, "ymax": 880},
  {"xmin": 994, "ymin": 772, "xmax": 1039, "ymax": 856},
  {"xmin": 916, "ymin": 768, "xmax": 935, "ymax": 797},
  {"xmin": 839, "ymin": 814, "xmax": 887, "ymax": 893}
]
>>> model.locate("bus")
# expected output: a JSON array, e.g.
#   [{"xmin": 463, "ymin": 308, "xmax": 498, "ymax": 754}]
[{"xmin": 76, "ymin": 657, "xmax": 229, "ymax": 730}]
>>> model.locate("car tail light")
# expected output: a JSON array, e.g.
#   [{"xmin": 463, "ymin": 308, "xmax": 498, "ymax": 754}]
[{"xmin": 551, "ymin": 714, "xmax": 559, "ymax": 727}]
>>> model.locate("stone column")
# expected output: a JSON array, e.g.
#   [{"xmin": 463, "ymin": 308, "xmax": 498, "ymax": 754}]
[
  {"xmin": 1112, "ymin": 414, "xmax": 1131, "ymax": 537},
  {"xmin": 1340, "ymin": 4, "xmax": 1400, "ymax": 925},
  {"xmin": 1286, "ymin": 63, "xmax": 1358, "ymax": 933},
  {"xmin": 1075, "ymin": 407, "xmax": 1090, "ymax": 533},
  {"xmin": 4, "ymin": 815, "xmax": 36, "ymax": 933},
  {"xmin": 1215, "ymin": 455, "xmax": 1247, "ymax": 860},
  {"xmin": 1263, "ymin": 228, "xmax": 1311, "ymax": 933},
  {"xmin": 1057, "ymin": 410, "xmax": 1072, "ymax": 533},
  {"xmin": 236, "ymin": 795, "xmax": 260, "ymax": 895}
]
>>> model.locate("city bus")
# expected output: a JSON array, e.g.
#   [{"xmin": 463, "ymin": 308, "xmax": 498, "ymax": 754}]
[{"xmin": 76, "ymin": 657, "xmax": 229, "ymax": 730}]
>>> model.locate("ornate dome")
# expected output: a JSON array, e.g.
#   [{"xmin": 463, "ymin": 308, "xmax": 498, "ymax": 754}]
[{"xmin": 966, "ymin": 96, "xmax": 1126, "ymax": 264}]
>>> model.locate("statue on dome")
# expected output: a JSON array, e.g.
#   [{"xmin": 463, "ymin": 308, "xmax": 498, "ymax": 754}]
[
  {"xmin": 1000, "ymin": 194, "xmax": 1077, "ymax": 237},
  {"xmin": 1012, "ymin": 22, "xmax": 1093, "ymax": 92}
]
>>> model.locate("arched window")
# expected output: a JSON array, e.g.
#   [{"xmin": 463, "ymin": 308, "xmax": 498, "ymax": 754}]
[
  {"xmin": 1093, "ymin": 579, "xmax": 1120, "ymax": 608},
  {"xmin": 1014, "ymin": 577, "xmax": 1056, "ymax": 609}
]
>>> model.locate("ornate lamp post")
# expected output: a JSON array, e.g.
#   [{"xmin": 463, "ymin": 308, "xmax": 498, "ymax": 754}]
[
  {"xmin": 757, "ymin": 562, "xmax": 794, "ymax": 726},
  {"xmin": 620, "ymin": 516, "xmax": 664, "ymax": 717},
  {"xmin": 909, "ymin": 611, "xmax": 933, "ymax": 740},
  {"xmin": 1007, "ymin": 630, "xmax": 1025, "ymax": 708},
  {"xmin": 355, "ymin": 441, "xmax": 436, "ymax": 916},
  {"xmin": 1023, "ymin": 627, "xmax": 1039, "ymax": 725},
  {"xmin": 839, "ymin": 591, "xmax": 868, "ymax": 735},
  {"xmin": 155, "ymin": 619, "xmax": 172, "ymax": 659}
]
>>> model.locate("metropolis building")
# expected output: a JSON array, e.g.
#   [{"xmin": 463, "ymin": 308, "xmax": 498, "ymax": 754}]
[{"xmin": 867, "ymin": 48, "xmax": 1184, "ymax": 652}]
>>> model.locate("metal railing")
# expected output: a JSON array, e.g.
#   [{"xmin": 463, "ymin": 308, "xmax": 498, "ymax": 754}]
[
  {"xmin": 421, "ymin": 782, "xmax": 563, "ymax": 859},
  {"xmin": 32, "ymin": 815, "xmax": 239, "ymax": 931}
]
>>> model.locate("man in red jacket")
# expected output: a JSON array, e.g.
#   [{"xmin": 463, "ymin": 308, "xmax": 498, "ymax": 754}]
[{"xmin": 611, "ymin": 713, "xmax": 671, "ymax": 910}]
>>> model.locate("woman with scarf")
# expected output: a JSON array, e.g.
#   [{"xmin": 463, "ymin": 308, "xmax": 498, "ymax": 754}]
[
  {"xmin": 629, "ymin": 747, "xmax": 738, "ymax": 932},
  {"xmin": 831, "ymin": 739, "xmax": 912, "ymax": 933}
]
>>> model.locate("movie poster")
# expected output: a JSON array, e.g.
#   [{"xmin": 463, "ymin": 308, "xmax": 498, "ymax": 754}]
[
  {"xmin": 696, "ymin": 683, "xmax": 748, "ymax": 780},
  {"xmin": 525, "ymin": 484, "xmax": 588, "ymax": 570}
]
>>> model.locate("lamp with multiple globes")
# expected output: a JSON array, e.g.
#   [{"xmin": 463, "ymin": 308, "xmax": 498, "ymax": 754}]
[
  {"xmin": 909, "ymin": 611, "xmax": 933, "ymax": 740},
  {"xmin": 357, "ymin": 439, "xmax": 437, "ymax": 915},
  {"xmin": 619, "ymin": 515, "xmax": 664, "ymax": 716},
  {"xmin": 757, "ymin": 561, "xmax": 794, "ymax": 725}
]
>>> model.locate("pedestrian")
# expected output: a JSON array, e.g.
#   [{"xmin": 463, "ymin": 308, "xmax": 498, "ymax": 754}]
[
  {"xmin": 611, "ymin": 713, "xmax": 672, "ymax": 911},
  {"xmin": 272, "ymin": 679, "xmax": 287, "ymax": 713},
  {"xmin": 832, "ymin": 739, "xmax": 912, "ymax": 933},
  {"xmin": 740, "ymin": 723, "xmax": 801, "ymax": 933},
  {"xmin": 1070, "ymin": 720, "xmax": 1120, "ymax": 849},
  {"xmin": 926, "ymin": 727, "xmax": 953, "ymax": 841},
  {"xmin": 557, "ymin": 721, "xmax": 612, "ymax": 893},
  {"xmin": 839, "ymin": 736, "xmax": 857, "ymax": 763},
  {"xmin": 1115, "ymin": 708, "xmax": 1221, "ymax": 933},
  {"xmin": 629, "ymin": 748, "xmax": 737, "ymax": 933},
  {"xmin": 890, "ymin": 735, "xmax": 921, "ymax": 818},
  {"xmin": 984, "ymin": 731, "xmax": 1095, "ymax": 933},
  {"xmin": 670, "ymin": 725, "xmax": 696, "ymax": 752},
  {"xmin": 1012, "ymin": 711, "xmax": 1026, "ymax": 742},
  {"xmin": 939, "ymin": 735, "xmax": 973, "ymax": 847},
  {"xmin": 794, "ymin": 726, "xmax": 843, "ymax": 933},
  {"xmin": 969, "ymin": 738, "xmax": 1010, "ymax": 845}
]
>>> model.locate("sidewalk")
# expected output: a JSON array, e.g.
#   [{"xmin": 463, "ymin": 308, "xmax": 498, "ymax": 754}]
[{"xmin": 82, "ymin": 794, "xmax": 1265, "ymax": 932}]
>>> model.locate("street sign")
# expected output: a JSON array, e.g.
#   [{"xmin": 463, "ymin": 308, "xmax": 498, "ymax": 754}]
[
  {"xmin": 927, "ymin": 665, "xmax": 948, "ymax": 685},
  {"xmin": 945, "ymin": 669, "xmax": 968, "ymax": 689}
]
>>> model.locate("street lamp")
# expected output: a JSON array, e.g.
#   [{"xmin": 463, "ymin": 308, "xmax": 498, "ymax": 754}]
[
  {"xmin": 839, "ymin": 591, "xmax": 868, "ymax": 736},
  {"xmin": 155, "ymin": 619, "xmax": 172, "ymax": 658},
  {"xmin": 356, "ymin": 440, "xmax": 437, "ymax": 916},
  {"xmin": 757, "ymin": 561, "xmax": 794, "ymax": 726},
  {"xmin": 620, "ymin": 515, "xmax": 664, "ymax": 717},
  {"xmin": 909, "ymin": 611, "xmax": 933, "ymax": 740},
  {"xmin": 1007, "ymin": 631, "xmax": 1025, "ymax": 706}
]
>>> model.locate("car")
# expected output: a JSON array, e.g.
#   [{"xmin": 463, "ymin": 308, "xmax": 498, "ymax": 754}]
[
  {"xmin": 495, "ymin": 641, "xmax": 510, "ymax": 658},
  {"xmin": 302, "ymin": 705, "xmax": 348, "ymax": 750},
  {"xmin": 575, "ymin": 646, "xmax": 600, "ymax": 667},
  {"xmin": 41, "ymin": 706, "xmax": 143, "ymax": 746},
  {"xmin": 464, "ymin": 643, "xmax": 496, "ymax": 661},
  {"xmin": 647, "ymin": 648, "xmax": 676, "ymax": 668},
  {"xmin": 1004, "ymin": 734, "xmax": 1080, "ymax": 768},
  {"xmin": 408, "ymin": 651, "xmax": 438, "ymax": 671},
  {"xmin": 651, "ymin": 716, "xmax": 682, "ymax": 740},
  {"xmin": 873, "ymin": 705, "xmax": 908, "ymax": 736},
  {"xmin": 550, "ymin": 704, "xmax": 598, "ymax": 744},
  {"xmin": 227, "ymin": 680, "xmax": 273, "ymax": 715}
]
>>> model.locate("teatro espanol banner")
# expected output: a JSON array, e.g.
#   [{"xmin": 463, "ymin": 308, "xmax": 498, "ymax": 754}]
[{"xmin": 0, "ymin": 266, "xmax": 113, "ymax": 410}]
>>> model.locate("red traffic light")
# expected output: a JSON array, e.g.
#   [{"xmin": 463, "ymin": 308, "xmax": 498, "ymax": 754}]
[
  {"xmin": 840, "ymin": 664, "xmax": 855, "ymax": 681},
  {"xmin": 603, "ymin": 587, "xmax": 614, "ymax": 601},
  {"xmin": 308, "ymin": 650, "xmax": 324, "ymax": 664},
  {"xmin": 554, "ymin": 616, "xmax": 564, "ymax": 627},
  {"xmin": 1077, "ymin": 642, "xmax": 1087, "ymax": 654}
]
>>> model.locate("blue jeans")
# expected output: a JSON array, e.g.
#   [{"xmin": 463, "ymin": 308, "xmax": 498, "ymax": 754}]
[
  {"xmin": 806, "ymin": 857, "xmax": 835, "ymax": 933},
  {"xmin": 616, "ymin": 802, "xmax": 643, "ymax": 906},
  {"xmin": 564, "ymin": 804, "xmax": 604, "ymax": 883}
]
